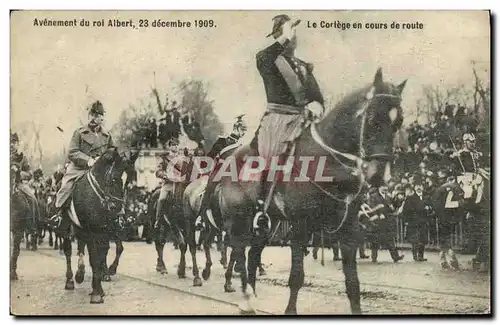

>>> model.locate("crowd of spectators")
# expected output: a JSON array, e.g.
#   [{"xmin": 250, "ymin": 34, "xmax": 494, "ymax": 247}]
[{"xmin": 134, "ymin": 101, "xmax": 205, "ymax": 150}]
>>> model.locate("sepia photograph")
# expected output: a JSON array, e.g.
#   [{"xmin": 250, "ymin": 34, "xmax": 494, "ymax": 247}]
[{"xmin": 9, "ymin": 9, "xmax": 491, "ymax": 316}]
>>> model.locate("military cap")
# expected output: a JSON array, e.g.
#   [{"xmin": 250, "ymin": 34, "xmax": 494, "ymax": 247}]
[
  {"xmin": 88, "ymin": 100, "xmax": 105, "ymax": 115},
  {"xmin": 266, "ymin": 14, "xmax": 301, "ymax": 38}
]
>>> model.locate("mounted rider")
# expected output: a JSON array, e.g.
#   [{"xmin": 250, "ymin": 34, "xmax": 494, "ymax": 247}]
[
  {"xmin": 250, "ymin": 14, "xmax": 325, "ymax": 220},
  {"xmin": 11, "ymin": 132, "xmax": 39, "ymax": 233},
  {"xmin": 51, "ymin": 101, "xmax": 114, "ymax": 229},
  {"xmin": 154, "ymin": 139, "xmax": 184, "ymax": 227},
  {"xmin": 197, "ymin": 115, "xmax": 248, "ymax": 219}
]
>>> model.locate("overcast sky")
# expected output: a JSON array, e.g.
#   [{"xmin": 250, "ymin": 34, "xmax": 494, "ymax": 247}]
[{"xmin": 11, "ymin": 10, "xmax": 490, "ymax": 157}]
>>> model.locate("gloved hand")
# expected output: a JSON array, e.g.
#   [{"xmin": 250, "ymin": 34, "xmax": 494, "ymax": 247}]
[
  {"xmin": 305, "ymin": 101, "xmax": 324, "ymax": 121},
  {"xmin": 87, "ymin": 158, "xmax": 96, "ymax": 167}
]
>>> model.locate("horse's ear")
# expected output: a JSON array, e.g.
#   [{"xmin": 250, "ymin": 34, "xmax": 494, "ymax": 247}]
[
  {"xmin": 397, "ymin": 79, "xmax": 407, "ymax": 94},
  {"xmin": 373, "ymin": 67, "xmax": 384, "ymax": 90}
]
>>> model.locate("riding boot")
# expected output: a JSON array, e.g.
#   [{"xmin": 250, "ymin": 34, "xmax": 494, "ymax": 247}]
[
  {"xmin": 198, "ymin": 174, "xmax": 217, "ymax": 218},
  {"xmin": 155, "ymin": 197, "xmax": 166, "ymax": 228}
]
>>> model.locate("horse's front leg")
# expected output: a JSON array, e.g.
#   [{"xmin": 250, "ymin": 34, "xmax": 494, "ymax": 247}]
[
  {"xmin": 75, "ymin": 239, "xmax": 86, "ymax": 284},
  {"xmin": 155, "ymin": 238, "xmax": 168, "ymax": 274},
  {"xmin": 87, "ymin": 238, "xmax": 104, "ymax": 304},
  {"xmin": 284, "ymin": 240, "xmax": 305, "ymax": 315},
  {"xmin": 340, "ymin": 237, "xmax": 361, "ymax": 314},
  {"xmin": 10, "ymin": 231, "xmax": 23, "ymax": 280},
  {"xmin": 187, "ymin": 229, "xmax": 202, "ymax": 287},
  {"xmin": 202, "ymin": 228, "xmax": 215, "ymax": 281},
  {"xmin": 63, "ymin": 237, "xmax": 75, "ymax": 290},
  {"xmin": 108, "ymin": 239, "xmax": 124, "ymax": 276}
]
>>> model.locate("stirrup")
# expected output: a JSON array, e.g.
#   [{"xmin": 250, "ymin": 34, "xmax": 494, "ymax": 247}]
[{"xmin": 253, "ymin": 210, "xmax": 271, "ymax": 231}]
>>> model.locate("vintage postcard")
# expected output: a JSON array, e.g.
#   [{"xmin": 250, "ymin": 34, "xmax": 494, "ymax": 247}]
[{"xmin": 10, "ymin": 10, "xmax": 491, "ymax": 316}]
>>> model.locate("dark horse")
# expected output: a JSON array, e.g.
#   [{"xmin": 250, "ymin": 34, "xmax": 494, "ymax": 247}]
[
  {"xmin": 147, "ymin": 155, "xmax": 197, "ymax": 280},
  {"xmin": 188, "ymin": 68, "xmax": 406, "ymax": 314},
  {"xmin": 10, "ymin": 168, "xmax": 38, "ymax": 280},
  {"xmin": 58, "ymin": 147, "xmax": 138, "ymax": 303}
]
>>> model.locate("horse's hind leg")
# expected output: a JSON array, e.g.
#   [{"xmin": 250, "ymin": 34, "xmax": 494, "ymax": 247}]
[
  {"xmin": 224, "ymin": 248, "xmax": 237, "ymax": 293},
  {"xmin": 108, "ymin": 239, "xmax": 124, "ymax": 276},
  {"xmin": 75, "ymin": 239, "xmax": 86, "ymax": 284},
  {"xmin": 10, "ymin": 231, "xmax": 23, "ymax": 280},
  {"xmin": 63, "ymin": 237, "xmax": 75, "ymax": 290},
  {"xmin": 340, "ymin": 237, "xmax": 361, "ymax": 314},
  {"xmin": 234, "ymin": 243, "xmax": 255, "ymax": 315}
]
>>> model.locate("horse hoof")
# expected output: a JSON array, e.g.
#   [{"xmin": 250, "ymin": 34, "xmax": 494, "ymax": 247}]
[
  {"xmin": 65, "ymin": 280, "xmax": 75, "ymax": 290},
  {"xmin": 240, "ymin": 309, "xmax": 256, "ymax": 315},
  {"xmin": 202, "ymin": 268, "xmax": 211, "ymax": 280},
  {"xmin": 177, "ymin": 269, "xmax": 185, "ymax": 278},
  {"xmin": 224, "ymin": 284, "xmax": 235, "ymax": 293},
  {"xmin": 259, "ymin": 269, "xmax": 267, "ymax": 276},
  {"xmin": 312, "ymin": 252, "xmax": 318, "ymax": 260},
  {"xmin": 284, "ymin": 308, "xmax": 297, "ymax": 315},
  {"xmin": 31, "ymin": 246, "xmax": 38, "ymax": 251},
  {"xmin": 49, "ymin": 239, "xmax": 53, "ymax": 247},
  {"xmin": 441, "ymin": 261, "xmax": 450, "ymax": 269},
  {"xmin": 193, "ymin": 277, "xmax": 203, "ymax": 287},
  {"xmin": 90, "ymin": 294, "xmax": 104, "ymax": 304},
  {"xmin": 108, "ymin": 265, "xmax": 117, "ymax": 276},
  {"xmin": 10, "ymin": 272, "xmax": 18, "ymax": 281},
  {"xmin": 102, "ymin": 274, "xmax": 111, "ymax": 282},
  {"xmin": 75, "ymin": 268, "xmax": 85, "ymax": 284}
]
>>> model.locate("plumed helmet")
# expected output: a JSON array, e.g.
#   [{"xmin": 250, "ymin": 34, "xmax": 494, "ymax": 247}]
[
  {"xmin": 463, "ymin": 133, "xmax": 475, "ymax": 142},
  {"xmin": 266, "ymin": 14, "xmax": 301, "ymax": 38},
  {"xmin": 233, "ymin": 114, "xmax": 247, "ymax": 132},
  {"xmin": 88, "ymin": 100, "xmax": 105, "ymax": 115}
]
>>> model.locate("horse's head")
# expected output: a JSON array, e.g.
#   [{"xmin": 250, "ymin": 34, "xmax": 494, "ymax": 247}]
[
  {"xmin": 321, "ymin": 68, "xmax": 406, "ymax": 187},
  {"xmin": 90, "ymin": 147, "xmax": 140, "ymax": 213}
]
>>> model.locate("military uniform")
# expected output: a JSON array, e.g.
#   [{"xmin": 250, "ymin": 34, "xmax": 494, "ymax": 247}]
[
  {"xmin": 55, "ymin": 102, "xmax": 114, "ymax": 209},
  {"xmin": 252, "ymin": 35, "xmax": 324, "ymax": 161},
  {"xmin": 359, "ymin": 188, "xmax": 404, "ymax": 263},
  {"xmin": 197, "ymin": 131, "xmax": 243, "ymax": 218},
  {"xmin": 431, "ymin": 180, "xmax": 465, "ymax": 250},
  {"xmin": 155, "ymin": 149, "xmax": 186, "ymax": 223}
]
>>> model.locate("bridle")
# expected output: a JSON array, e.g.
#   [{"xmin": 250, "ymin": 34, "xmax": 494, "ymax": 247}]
[
  {"xmin": 86, "ymin": 160, "xmax": 126, "ymax": 211},
  {"xmin": 308, "ymin": 88, "xmax": 402, "ymax": 234}
]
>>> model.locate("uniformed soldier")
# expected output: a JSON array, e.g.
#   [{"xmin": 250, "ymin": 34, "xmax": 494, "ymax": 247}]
[
  {"xmin": 197, "ymin": 115, "xmax": 248, "ymax": 219},
  {"xmin": 359, "ymin": 185, "xmax": 404, "ymax": 263},
  {"xmin": 11, "ymin": 132, "xmax": 39, "ymax": 233},
  {"xmin": 154, "ymin": 140, "xmax": 182, "ymax": 228},
  {"xmin": 431, "ymin": 172, "xmax": 464, "ymax": 269},
  {"xmin": 251, "ymin": 14, "xmax": 325, "ymax": 220},
  {"xmin": 51, "ymin": 101, "xmax": 114, "ymax": 228},
  {"xmin": 29, "ymin": 168, "xmax": 45, "ymax": 199},
  {"xmin": 457, "ymin": 133, "xmax": 482, "ymax": 174}
]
